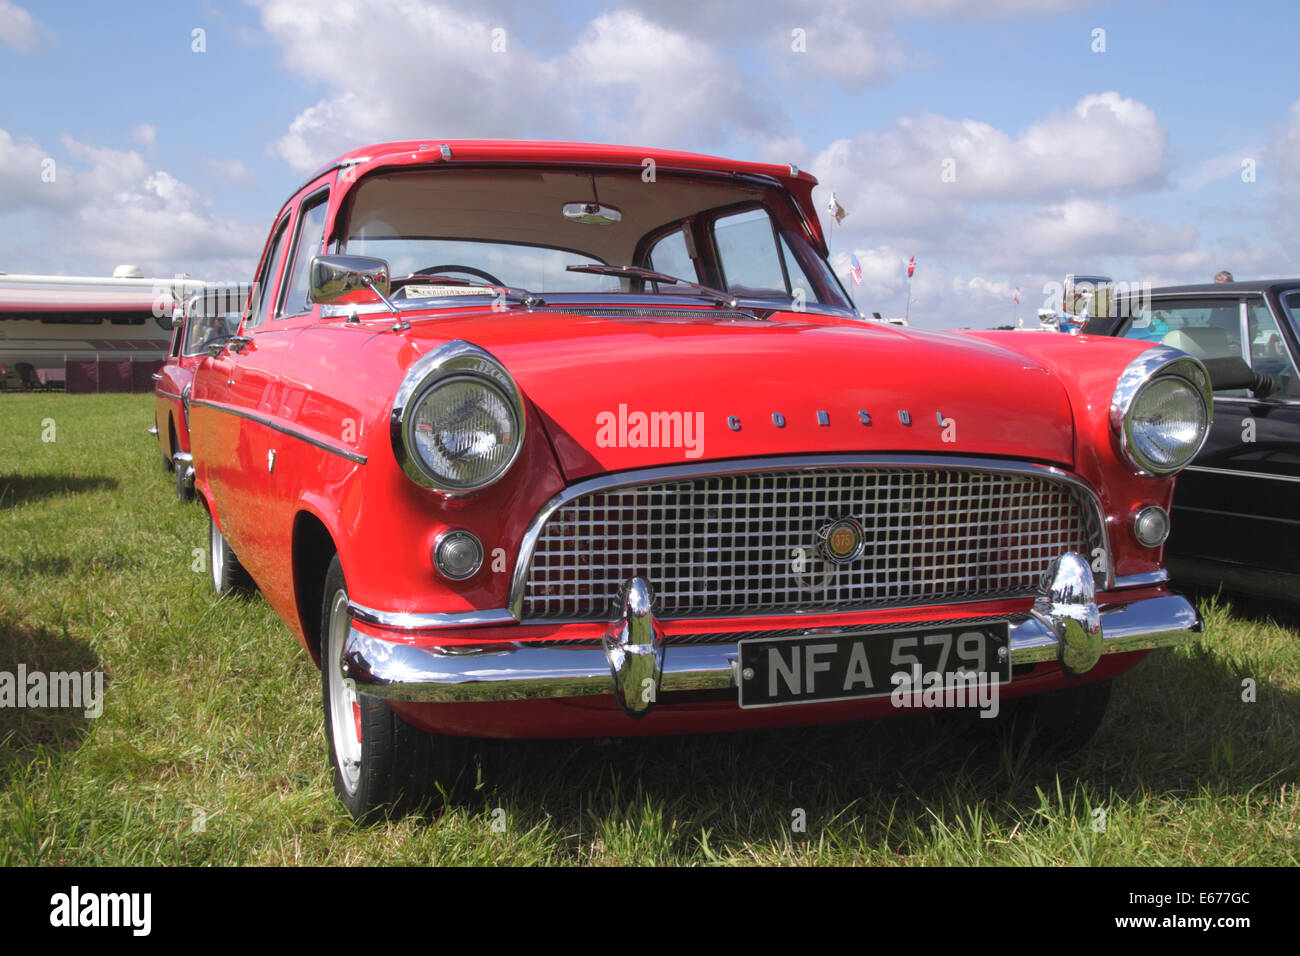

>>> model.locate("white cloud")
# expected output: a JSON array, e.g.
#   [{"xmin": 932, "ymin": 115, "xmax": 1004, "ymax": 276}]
[
  {"xmin": 0, "ymin": 1, "xmax": 36, "ymax": 50},
  {"xmin": 256, "ymin": 0, "xmax": 778, "ymax": 173},
  {"xmin": 812, "ymin": 92, "xmax": 1168, "ymax": 225},
  {"xmin": 204, "ymin": 157, "xmax": 257, "ymax": 189},
  {"xmin": 129, "ymin": 123, "xmax": 157, "ymax": 151},
  {"xmin": 0, "ymin": 127, "xmax": 261, "ymax": 279}
]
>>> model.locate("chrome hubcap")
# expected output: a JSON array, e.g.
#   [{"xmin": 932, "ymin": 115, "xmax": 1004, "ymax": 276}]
[
  {"xmin": 209, "ymin": 516, "xmax": 223, "ymax": 592},
  {"xmin": 326, "ymin": 588, "xmax": 362, "ymax": 794}
]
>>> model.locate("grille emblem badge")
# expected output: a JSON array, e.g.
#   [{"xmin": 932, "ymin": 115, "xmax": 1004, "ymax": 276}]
[{"xmin": 818, "ymin": 517, "xmax": 866, "ymax": 566}]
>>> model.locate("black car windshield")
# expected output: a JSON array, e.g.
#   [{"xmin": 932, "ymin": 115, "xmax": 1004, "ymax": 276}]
[{"xmin": 339, "ymin": 167, "xmax": 851, "ymax": 311}]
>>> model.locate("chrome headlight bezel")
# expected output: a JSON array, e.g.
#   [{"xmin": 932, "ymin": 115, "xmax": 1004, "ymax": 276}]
[
  {"xmin": 390, "ymin": 340, "xmax": 526, "ymax": 495},
  {"xmin": 1109, "ymin": 346, "xmax": 1213, "ymax": 476}
]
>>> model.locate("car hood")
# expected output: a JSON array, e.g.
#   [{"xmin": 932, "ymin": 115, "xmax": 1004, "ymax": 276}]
[{"xmin": 396, "ymin": 309, "xmax": 1076, "ymax": 481}]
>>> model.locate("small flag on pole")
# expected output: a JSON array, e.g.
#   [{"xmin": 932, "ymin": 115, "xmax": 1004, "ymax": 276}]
[
  {"xmin": 849, "ymin": 254, "xmax": 862, "ymax": 286},
  {"xmin": 827, "ymin": 192, "xmax": 847, "ymax": 225},
  {"xmin": 1013, "ymin": 288, "xmax": 1020, "ymax": 304},
  {"xmin": 906, "ymin": 256, "xmax": 916, "ymax": 278}
]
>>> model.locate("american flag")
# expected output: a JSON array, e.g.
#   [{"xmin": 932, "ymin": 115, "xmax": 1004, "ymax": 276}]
[
  {"xmin": 849, "ymin": 254, "xmax": 862, "ymax": 286},
  {"xmin": 906, "ymin": 256, "xmax": 916, "ymax": 278},
  {"xmin": 1014, "ymin": 288, "xmax": 1020, "ymax": 304}
]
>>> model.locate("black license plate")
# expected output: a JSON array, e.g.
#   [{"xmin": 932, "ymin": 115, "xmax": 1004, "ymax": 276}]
[{"xmin": 737, "ymin": 623, "xmax": 1011, "ymax": 709}]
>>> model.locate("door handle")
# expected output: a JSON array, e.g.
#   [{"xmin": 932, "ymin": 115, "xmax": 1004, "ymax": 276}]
[{"xmin": 229, "ymin": 336, "xmax": 254, "ymax": 354}]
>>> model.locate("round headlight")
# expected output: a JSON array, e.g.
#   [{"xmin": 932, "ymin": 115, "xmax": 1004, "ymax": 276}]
[
  {"xmin": 1126, "ymin": 376, "xmax": 1207, "ymax": 473},
  {"xmin": 409, "ymin": 377, "xmax": 519, "ymax": 489},
  {"xmin": 1111, "ymin": 349, "xmax": 1212, "ymax": 476},
  {"xmin": 391, "ymin": 341, "xmax": 526, "ymax": 494}
]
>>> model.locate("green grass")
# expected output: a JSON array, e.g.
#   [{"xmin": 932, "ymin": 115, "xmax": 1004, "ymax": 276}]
[{"xmin": 0, "ymin": 393, "xmax": 1297, "ymax": 865}]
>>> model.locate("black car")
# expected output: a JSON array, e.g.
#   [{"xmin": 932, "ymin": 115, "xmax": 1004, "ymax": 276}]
[{"xmin": 1085, "ymin": 279, "xmax": 1300, "ymax": 602}]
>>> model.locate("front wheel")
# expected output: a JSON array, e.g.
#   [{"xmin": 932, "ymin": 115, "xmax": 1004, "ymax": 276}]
[{"xmin": 319, "ymin": 554, "xmax": 465, "ymax": 821}]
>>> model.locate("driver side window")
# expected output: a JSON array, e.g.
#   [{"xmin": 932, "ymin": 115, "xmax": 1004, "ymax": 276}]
[
  {"xmin": 1249, "ymin": 298, "xmax": 1299, "ymax": 395},
  {"xmin": 245, "ymin": 217, "xmax": 290, "ymax": 331}
]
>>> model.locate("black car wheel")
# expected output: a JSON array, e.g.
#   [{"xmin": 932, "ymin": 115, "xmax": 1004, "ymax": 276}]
[{"xmin": 319, "ymin": 554, "xmax": 465, "ymax": 822}]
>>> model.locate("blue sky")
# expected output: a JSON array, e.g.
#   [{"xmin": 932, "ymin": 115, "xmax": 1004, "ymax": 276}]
[{"xmin": 2, "ymin": 0, "xmax": 1297, "ymax": 327}]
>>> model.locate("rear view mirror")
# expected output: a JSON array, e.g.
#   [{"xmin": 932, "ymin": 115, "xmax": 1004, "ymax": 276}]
[{"xmin": 562, "ymin": 202, "xmax": 622, "ymax": 225}]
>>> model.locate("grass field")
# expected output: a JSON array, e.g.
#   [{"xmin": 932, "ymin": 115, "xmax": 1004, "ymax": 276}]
[{"xmin": 0, "ymin": 392, "xmax": 1297, "ymax": 865}]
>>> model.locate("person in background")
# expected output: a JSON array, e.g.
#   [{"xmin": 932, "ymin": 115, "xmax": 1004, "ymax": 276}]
[{"xmin": 1214, "ymin": 270, "xmax": 1234, "ymax": 283}]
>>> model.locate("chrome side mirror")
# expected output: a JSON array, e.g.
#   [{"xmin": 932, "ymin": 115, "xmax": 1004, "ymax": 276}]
[{"xmin": 310, "ymin": 255, "xmax": 392, "ymax": 304}]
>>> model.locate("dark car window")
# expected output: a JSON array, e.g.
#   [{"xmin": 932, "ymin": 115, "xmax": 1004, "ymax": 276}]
[{"xmin": 278, "ymin": 191, "xmax": 330, "ymax": 318}]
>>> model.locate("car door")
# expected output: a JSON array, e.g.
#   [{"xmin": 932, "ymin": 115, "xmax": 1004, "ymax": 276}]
[
  {"xmin": 1174, "ymin": 290, "xmax": 1300, "ymax": 575},
  {"xmin": 1117, "ymin": 292, "xmax": 1300, "ymax": 574},
  {"xmin": 197, "ymin": 211, "xmax": 293, "ymax": 578}
]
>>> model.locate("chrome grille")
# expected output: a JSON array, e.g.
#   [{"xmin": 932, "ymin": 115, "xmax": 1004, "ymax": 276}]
[{"xmin": 519, "ymin": 465, "xmax": 1104, "ymax": 621}]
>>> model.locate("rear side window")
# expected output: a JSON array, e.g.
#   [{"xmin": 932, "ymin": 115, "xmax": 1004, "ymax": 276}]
[
  {"xmin": 1118, "ymin": 298, "xmax": 1242, "ymax": 360},
  {"xmin": 278, "ymin": 192, "xmax": 330, "ymax": 318}
]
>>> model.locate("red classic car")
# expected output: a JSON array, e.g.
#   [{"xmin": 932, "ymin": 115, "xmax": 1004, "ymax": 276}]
[
  {"xmin": 152, "ymin": 285, "xmax": 248, "ymax": 499},
  {"xmin": 189, "ymin": 140, "xmax": 1208, "ymax": 820}
]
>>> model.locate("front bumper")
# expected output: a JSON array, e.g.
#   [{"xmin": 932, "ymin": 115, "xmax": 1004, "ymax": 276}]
[{"xmin": 341, "ymin": 554, "xmax": 1201, "ymax": 714}]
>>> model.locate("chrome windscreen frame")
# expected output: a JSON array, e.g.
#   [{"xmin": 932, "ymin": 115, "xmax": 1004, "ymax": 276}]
[
  {"xmin": 506, "ymin": 454, "xmax": 1115, "ymax": 623},
  {"xmin": 1109, "ymin": 346, "xmax": 1213, "ymax": 476},
  {"xmin": 389, "ymin": 339, "xmax": 527, "ymax": 495}
]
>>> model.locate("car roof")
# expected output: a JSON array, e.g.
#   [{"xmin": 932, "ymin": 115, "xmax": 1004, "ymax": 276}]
[
  {"xmin": 312, "ymin": 139, "xmax": 816, "ymax": 187},
  {"xmin": 1135, "ymin": 279, "xmax": 1300, "ymax": 296}
]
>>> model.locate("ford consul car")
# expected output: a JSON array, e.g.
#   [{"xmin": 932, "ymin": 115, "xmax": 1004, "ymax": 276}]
[{"xmin": 188, "ymin": 140, "xmax": 1208, "ymax": 820}]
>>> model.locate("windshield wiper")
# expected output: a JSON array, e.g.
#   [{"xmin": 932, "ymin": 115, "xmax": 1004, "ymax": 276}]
[{"xmin": 565, "ymin": 264, "xmax": 739, "ymax": 309}]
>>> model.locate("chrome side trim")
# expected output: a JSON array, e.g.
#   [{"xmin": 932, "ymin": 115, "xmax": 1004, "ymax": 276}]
[
  {"xmin": 190, "ymin": 398, "xmax": 367, "ymax": 464},
  {"xmin": 156, "ymin": 389, "xmax": 182, "ymax": 401},
  {"xmin": 1184, "ymin": 464, "xmax": 1300, "ymax": 484},
  {"xmin": 342, "ymin": 592, "xmax": 1200, "ymax": 704},
  {"xmin": 1113, "ymin": 569, "xmax": 1169, "ymax": 588},
  {"xmin": 346, "ymin": 601, "xmax": 515, "ymax": 629},
  {"xmin": 508, "ymin": 454, "xmax": 1115, "ymax": 620}
]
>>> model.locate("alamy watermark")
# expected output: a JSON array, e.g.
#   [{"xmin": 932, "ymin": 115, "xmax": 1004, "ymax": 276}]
[
  {"xmin": 0, "ymin": 665, "xmax": 104, "ymax": 718},
  {"xmin": 595, "ymin": 404, "xmax": 705, "ymax": 459}
]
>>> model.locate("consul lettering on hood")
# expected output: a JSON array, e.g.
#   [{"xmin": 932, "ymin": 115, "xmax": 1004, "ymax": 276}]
[{"xmin": 595, "ymin": 403, "xmax": 705, "ymax": 459}]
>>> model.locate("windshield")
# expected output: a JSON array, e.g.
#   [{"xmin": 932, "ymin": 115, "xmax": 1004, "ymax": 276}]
[
  {"xmin": 340, "ymin": 167, "xmax": 850, "ymax": 310},
  {"xmin": 183, "ymin": 287, "xmax": 248, "ymax": 355}
]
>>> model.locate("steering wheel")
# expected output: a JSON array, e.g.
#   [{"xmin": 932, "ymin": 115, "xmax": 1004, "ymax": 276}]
[{"xmin": 411, "ymin": 264, "xmax": 507, "ymax": 287}]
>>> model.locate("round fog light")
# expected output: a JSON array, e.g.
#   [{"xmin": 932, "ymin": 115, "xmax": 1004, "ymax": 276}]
[
  {"xmin": 1131, "ymin": 506, "xmax": 1171, "ymax": 548},
  {"xmin": 433, "ymin": 530, "xmax": 483, "ymax": 580}
]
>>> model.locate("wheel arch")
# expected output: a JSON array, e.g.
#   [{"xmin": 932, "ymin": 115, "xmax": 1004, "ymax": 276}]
[{"xmin": 292, "ymin": 503, "xmax": 344, "ymax": 664}]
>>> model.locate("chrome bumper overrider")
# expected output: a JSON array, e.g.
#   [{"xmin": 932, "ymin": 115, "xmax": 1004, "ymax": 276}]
[
  {"xmin": 173, "ymin": 451, "xmax": 195, "ymax": 488},
  {"xmin": 340, "ymin": 552, "xmax": 1201, "ymax": 716}
]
